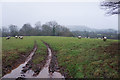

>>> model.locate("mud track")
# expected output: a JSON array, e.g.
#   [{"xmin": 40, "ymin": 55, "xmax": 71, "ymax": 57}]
[
  {"xmin": 36, "ymin": 41, "xmax": 64, "ymax": 78},
  {"xmin": 2, "ymin": 41, "xmax": 37, "ymax": 79},
  {"xmin": 2, "ymin": 41, "xmax": 37, "ymax": 77},
  {"xmin": 43, "ymin": 42, "xmax": 70, "ymax": 78},
  {"xmin": 2, "ymin": 41, "xmax": 65, "ymax": 79}
]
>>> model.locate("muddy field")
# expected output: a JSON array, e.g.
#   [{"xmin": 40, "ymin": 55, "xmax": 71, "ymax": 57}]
[{"xmin": 2, "ymin": 36, "xmax": 119, "ymax": 78}]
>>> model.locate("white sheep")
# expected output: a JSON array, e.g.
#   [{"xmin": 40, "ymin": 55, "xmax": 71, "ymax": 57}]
[
  {"xmin": 19, "ymin": 36, "xmax": 23, "ymax": 39},
  {"xmin": 78, "ymin": 36, "xmax": 81, "ymax": 39},
  {"xmin": 103, "ymin": 37, "xmax": 107, "ymax": 41},
  {"xmin": 15, "ymin": 36, "xmax": 18, "ymax": 39}
]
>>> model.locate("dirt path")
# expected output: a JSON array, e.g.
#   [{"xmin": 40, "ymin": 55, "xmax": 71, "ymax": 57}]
[
  {"xmin": 36, "ymin": 43, "xmax": 64, "ymax": 78},
  {"xmin": 2, "ymin": 41, "xmax": 64, "ymax": 79},
  {"xmin": 2, "ymin": 42, "xmax": 37, "ymax": 79}
]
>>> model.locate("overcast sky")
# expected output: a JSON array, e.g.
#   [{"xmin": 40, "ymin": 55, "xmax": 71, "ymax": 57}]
[{"xmin": 1, "ymin": 1, "xmax": 118, "ymax": 30}]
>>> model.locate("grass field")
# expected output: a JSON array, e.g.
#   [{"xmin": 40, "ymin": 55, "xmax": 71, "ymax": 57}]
[
  {"xmin": 2, "ymin": 37, "xmax": 34, "ymax": 65},
  {"xmin": 2, "ymin": 37, "xmax": 47, "ymax": 75},
  {"xmin": 2, "ymin": 36, "xmax": 119, "ymax": 78},
  {"xmin": 2, "ymin": 37, "xmax": 34, "ymax": 75},
  {"xmin": 39, "ymin": 36, "xmax": 119, "ymax": 78}
]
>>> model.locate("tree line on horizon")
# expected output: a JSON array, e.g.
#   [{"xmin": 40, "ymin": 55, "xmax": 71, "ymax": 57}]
[
  {"xmin": 1, "ymin": 21, "xmax": 73, "ymax": 37},
  {"xmin": 0, "ymin": 21, "xmax": 119, "ymax": 39}
]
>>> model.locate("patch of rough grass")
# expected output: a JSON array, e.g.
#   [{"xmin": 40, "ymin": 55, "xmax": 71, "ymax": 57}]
[
  {"xmin": 30, "ymin": 38, "xmax": 47, "ymax": 72},
  {"xmin": 2, "ymin": 36, "xmax": 35, "ymax": 75},
  {"xmin": 39, "ymin": 36, "xmax": 119, "ymax": 78},
  {"xmin": 32, "ymin": 40, "xmax": 47, "ymax": 64}
]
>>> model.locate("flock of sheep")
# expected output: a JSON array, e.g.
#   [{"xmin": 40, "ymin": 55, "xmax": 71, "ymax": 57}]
[
  {"xmin": 78, "ymin": 36, "xmax": 107, "ymax": 41},
  {"xmin": 6, "ymin": 35, "xmax": 107, "ymax": 41},
  {"xmin": 6, "ymin": 36, "xmax": 23, "ymax": 40}
]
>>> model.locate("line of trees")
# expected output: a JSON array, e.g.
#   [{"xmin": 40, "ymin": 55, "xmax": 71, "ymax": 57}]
[
  {"xmin": 1, "ymin": 21, "xmax": 119, "ymax": 39},
  {"xmin": 2, "ymin": 21, "xmax": 73, "ymax": 37}
]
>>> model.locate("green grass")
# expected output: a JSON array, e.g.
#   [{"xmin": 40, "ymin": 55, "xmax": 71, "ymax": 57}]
[
  {"xmin": 30, "ymin": 38, "xmax": 47, "ymax": 71},
  {"xmin": 32, "ymin": 41, "xmax": 46, "ymax": 64},
  {"xmin": 2, "ymin": 36, "xmax": 119, "ymax": 78},
  {"xmin": 2, "ymin": 37, "xmax": 34, "ymax": 66},
  {"xmin": 2, "ymin": 36, "xmax": 47, "ymax": 75},
  {"xmin": 2, "ymin": 37, "xmax": 34, "ymax": 52},
  {"xmin": 39, "ymin": 36, "xmax": 119, "ymax": 78}
]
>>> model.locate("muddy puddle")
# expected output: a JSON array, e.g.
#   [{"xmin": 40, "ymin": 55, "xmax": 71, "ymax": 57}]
[
  {"xmin": 2, "ymin": 46, "xmax": 37, "ymax": 79},
  {"xmin": 36, "ymin": 47, "xmax": 64, "ymax": 78},
  {"xmin": 2, "ymin": 42, "xmax": 64, "ymax": 79}
]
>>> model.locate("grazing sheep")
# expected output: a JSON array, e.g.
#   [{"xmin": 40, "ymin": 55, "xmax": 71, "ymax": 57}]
[
  {"xmin": 15, "ymin": 36, "xmax": 18, "ymax": 39},
  {"xmin": 6, "ymin": 36, "xmax": 11, "ymax": 40},
  {"xmin": 78, "ymin": 36, "xmax": 81, "ymax": 39},
  {"xmin": 19, "ymin": 36, "xmax": 23, "ymax": 39},
  {"xmin": 103, "ymin": 37, "xmax": 107, "ymax": 41}
]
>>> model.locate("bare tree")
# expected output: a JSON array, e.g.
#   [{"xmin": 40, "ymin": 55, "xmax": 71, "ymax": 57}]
[
  {"xmin": 2, "ymin": 27, "xmax": 10, "ymax": 37},
  {"xmin": 19, "ymin": 23, "xmax": 33, "ymax": 36},
  {"xmin": 34, "ymin": 21, "xmax": 42, "ymax": 36},
  {"xmin": 42, "ymin": 24, "xmax": 53, "ymax": 36},
  {"xmin": 9, "ymin": 25, "xmax": 18, "ymax": 36},
  {"xmin": 100, "ymin": 0, "xmax": 120, "ymax": 15},
  {"xmin": 46, "ymin": 21, "xmax": 58, "ymax": 36},
  {"xmin": 35, "ymin": 21, "xmax": 42, "ymax": 30}
]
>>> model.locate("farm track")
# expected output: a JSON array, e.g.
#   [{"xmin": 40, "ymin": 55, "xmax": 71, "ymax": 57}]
[
  {"xmin": 2, "ymin": 41, "xmax": 37, "ymax": 77},
  {"xmin": 37, "ymin": 41, "xmax": 64, "ymax": 78},
  {"xmin": 2, "ymin": 41, "xmax": 37, "ymax": 79},
  {"xmin": 2, "ymin": 41, "xmax": 64, "ymax": 79}
]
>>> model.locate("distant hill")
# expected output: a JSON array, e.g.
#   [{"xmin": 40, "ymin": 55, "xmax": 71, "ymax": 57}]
[{"xmin": 66, "ymin": 25, "xmax": 118, "ymax": 33}]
